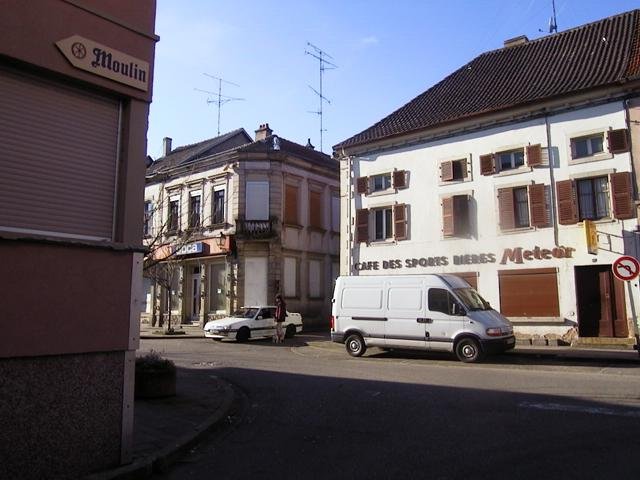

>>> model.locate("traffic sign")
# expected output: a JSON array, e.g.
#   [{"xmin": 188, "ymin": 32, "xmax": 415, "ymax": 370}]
[{"xmin": 612, "ymin": 255, "xmax": 640, "ymax": 281}]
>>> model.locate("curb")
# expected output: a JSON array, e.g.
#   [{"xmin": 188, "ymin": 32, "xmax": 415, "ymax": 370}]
[{"xmin": 85, "ymin": 380, "xmax": 236, "ymax": 480}]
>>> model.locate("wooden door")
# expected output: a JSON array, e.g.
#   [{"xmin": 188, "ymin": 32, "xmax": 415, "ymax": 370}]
[{"xmin": 598, "ymin": 271, "xmax": 614, "ymax": 337}]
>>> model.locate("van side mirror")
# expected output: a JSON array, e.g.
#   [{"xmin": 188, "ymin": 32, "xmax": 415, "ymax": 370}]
[{"xmin": 451, "ymin": 302, "xmax": 465, "ymax": 316}]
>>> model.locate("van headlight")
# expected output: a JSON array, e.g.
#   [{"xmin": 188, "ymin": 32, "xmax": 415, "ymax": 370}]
[{"xmin": 486, "ymin": 327, "xmax": 503, "ymax": 337}]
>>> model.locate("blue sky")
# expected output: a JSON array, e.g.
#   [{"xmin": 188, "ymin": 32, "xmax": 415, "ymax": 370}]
[{"xmin": 147, "ymin": 0, "xmax": 639, "ymax": 158}]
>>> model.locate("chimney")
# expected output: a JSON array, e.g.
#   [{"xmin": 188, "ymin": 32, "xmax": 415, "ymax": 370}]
[
  {"xmin": 162, "ymin": 137, "xmax": 172, "ymax": 156},
  {"xmin": 503, "ymin": 35, "xmax": 529, "ymax": 48},
  {"xmin": 255, "ymin": 123, "xmax": 273, "ymax": 141},
  {"xmin": 305, "ymin": 138, "xmax": 315, "ymax": 150}
]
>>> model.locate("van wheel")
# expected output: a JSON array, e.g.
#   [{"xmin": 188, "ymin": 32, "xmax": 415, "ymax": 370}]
[
  {"xmin": 345, "ymin": 334, "xmax": 366, "ymax": 357},
  {"xmin": 285, "ymin": 324, "xmax": 296, "ymax": 339},
  {"xmin": 236, "ymin": 327, "xmax": 250, "ymax": 343},
  {"xmin": 455, "ymin": 338, "xmax": 483, "ymax": 363}
]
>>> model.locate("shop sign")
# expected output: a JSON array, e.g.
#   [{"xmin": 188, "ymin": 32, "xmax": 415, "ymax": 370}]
[
  {"xmin": 56, "ymin": 35, "xmax": 149, "ymax": 91},
  {"xmin": 174, "ymin": 242, "xmax": 203, "ymax": 256},
  {"xmin": 353, "ymin": 246, "xmax": 576, "ymax": 272}
]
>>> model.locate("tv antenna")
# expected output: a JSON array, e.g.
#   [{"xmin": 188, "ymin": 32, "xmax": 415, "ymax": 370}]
[
  {"xmin": 195, "ymin": 73, "xmax": 244, "ymax": 136},
  {"xmin": 305, "ymin": 42, "xmax": 337, "ymax": 152},
  {"xmin": 548, "ymin": 0, "xmax": 558, "ymax": 33}
]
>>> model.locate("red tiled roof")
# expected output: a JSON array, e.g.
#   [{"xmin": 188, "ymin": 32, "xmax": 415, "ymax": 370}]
[{"xmin": 335, "ymin": 9, "xmax": 640, "ymax": 151}]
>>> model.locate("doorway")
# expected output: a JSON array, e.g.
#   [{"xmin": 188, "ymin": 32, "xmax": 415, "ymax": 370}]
[
  {"xmin": 574, "ymin": 265, "xmax": 628, "ymax": 337},
  {"xmin": 190, "ymin": 266, "xmax": 201, "ymax": 321}
]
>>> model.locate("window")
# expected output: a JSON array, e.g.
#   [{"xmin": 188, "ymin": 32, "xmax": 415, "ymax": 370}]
[
  {"xmin": 283, "ymin": 257, "xmax": 297, "ymax": 297},
  {"xmin": 284, "ymin": 183, "xmax": 299, "ymax": 225},
  {"xmin": 498, "ymin": 184, "xmax": 548, "ymax": 231},
  {"xmin": 212, "ymin": 188, "xmax": 225, "ymax": 225},
  {"xmin": 330, "ymin": 193, "xmax": 340, "ymax": 232},
  {"xmin": 577, "ymin": 177, "xmax": 609, "ymax": 220},
  {"xmin": 356, "ymin": 205, "xmax": 407, "ymax": 243},
  {"xmin": 188, "ymin": 193, "xmax": 201, "ymax": 229},
  {"xmin": 356, "ymin": 170, "xmax": 407, "ymax": 195},
  {"xmin": 308, "ymin": 259, "xmax": 322, "ymax": 298},
  {"xmin": 442, "ymin": 195, "xmax": 470, "ymax": 237},
  {"xmin": 374, "ymin": 207, "xmax": 393, "ymax": 240},
  {"xmin": 167, "ymin": 198, "xmax": 179, "ymax": 232},
  {"xmin": 246, "ymin": 181, "xmax": 269, "ymax": 220},
  {"xmin": 441, "ymin": 159, "xmax": 467, "ymax": 182},
  {"xmin": 571, "ymin": 133, "xmax": 604, "ymax": 159},
  {"xmin": 556, "ymin": 173, "xmax": 634, "ymax": 225},
  {"xmin": 428, "ymin": 288, "xmax": 460, "ymax": 315},
  {"xmin": 309, "ymin": 189, "xmax": 323, "ymax": 229},
  {"xmin": 498, "ymin": 148, "xmax": 524, "ymax": 171},
  {"xmin": 143, "ymin": 201, "xmax": 153, "ymax": 236}
]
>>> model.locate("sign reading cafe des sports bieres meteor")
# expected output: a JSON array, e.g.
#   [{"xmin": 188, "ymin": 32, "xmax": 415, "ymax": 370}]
[{"xmin": 353, "ymin": 245, "xmax": 576, "ymax": 271}]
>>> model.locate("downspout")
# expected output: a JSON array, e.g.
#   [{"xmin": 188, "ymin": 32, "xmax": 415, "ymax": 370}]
[
  {"xmin": 342, "ymin": 147, "xmax": 353, "ymax": 276},
  {"xmin": 545, "ymin": 113, "xmax": 559, "ymax": 247}
]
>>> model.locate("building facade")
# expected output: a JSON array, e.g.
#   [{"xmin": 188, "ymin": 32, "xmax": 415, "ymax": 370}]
[
  {"xmin": 335, "ymin": 11, "xmax": 640, "ymax": 347},
  {"xmin": 0, "ymin": 1, "xmax": 156, "ymax": 478},
  {"xmin": 143, "ymin": 124, "xmax": 340, "ymax": 329}
]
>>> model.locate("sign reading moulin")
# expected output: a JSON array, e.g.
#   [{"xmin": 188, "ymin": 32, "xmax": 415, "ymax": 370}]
[{"xmin": 56, "ymin": 35, "xmax": 150, "ymax": 91}]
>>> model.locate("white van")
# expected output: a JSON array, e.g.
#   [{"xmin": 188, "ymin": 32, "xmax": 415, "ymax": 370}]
[{"xmin": 330, "ymin": 274, "xmax": 515, "ymax": 362}]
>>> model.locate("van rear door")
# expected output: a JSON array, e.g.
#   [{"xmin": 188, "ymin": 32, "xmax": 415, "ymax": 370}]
[{"xmin": 384, "ymin": 279, "xmax": 428, "ymax": 350}]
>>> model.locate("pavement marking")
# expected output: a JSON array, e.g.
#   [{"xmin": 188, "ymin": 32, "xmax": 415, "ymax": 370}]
[{"xmin": 519, "ymin": 401, "xmax": 640, "ymax": 418}]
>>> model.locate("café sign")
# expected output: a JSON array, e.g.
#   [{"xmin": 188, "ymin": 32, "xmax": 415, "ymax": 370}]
[
  {"xmin": 353, "ymin": 245, "xmax": 575, "ymax": 271},
  {"xmin": 56, "ymin": 35, "xmax": 149, "ymax": 91}
]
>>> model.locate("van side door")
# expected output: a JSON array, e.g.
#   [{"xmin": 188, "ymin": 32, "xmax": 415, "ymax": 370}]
[
  {"xmin": 426, "ymin": 288, "xmax": 466, "ymax": 352},
  {"xmin": 384, "ymin": 282, "xmax": 428, "ymax": 350}
]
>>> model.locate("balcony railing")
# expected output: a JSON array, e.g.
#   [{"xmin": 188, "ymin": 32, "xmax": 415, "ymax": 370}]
[{"xmin": 235, "ymin": 217, "xmax": 277, "ymax": 240}]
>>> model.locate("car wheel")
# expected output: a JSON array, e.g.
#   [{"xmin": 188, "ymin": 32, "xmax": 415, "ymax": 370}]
[
  {"xmin": 455, "ymin": 337, "xmax": 483, "ymax": 363},
  {"xmin": 236, "ymin": 327, "xmax": 250, "ymax": 343},
  {"xmin": 285, "ymin": 324, "xmax": 296, "ymax": 339},
  {"xmin": 345, "ymin": 333, "xmax": 366, "ymax": 357}
]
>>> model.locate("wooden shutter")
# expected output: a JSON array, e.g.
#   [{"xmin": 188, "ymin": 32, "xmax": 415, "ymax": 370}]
[
  {"xmin": 556, "ymin": 179, "xmax": 578, "ymax": 225},
  {"xmin": 610, "ymin": 172, "xmax": 634, "ymax": 220},
  {"xmin": 498, "ymin": 188, "xmax": 515, "ymax": 230},
  {"xmin": 356, "ymin": 177, "xmax": 369, "ymax": 195},
  {"xmin": 355, "ymin": 208, "xmax": 369, "ymax": 243},
  {"xmin": 458, "ymin": 159, "xmax": 468, "ymax": 179},
  {"xmin": 526, "ymin": 144, "xmax": 543, "ymax": 167},
  {"xmin": 442, "ymin": 197, "xmax": 454, "ymax": 236},
  {"xmin": 528, "ymin": 183, "xmax": 547, "ymax": 227},
  {"xmin": 284, "ymin": 184, "xmax": 298, "ymax": 224},
  {"xmin": 480, "ymin": 154, "xmax": 495, "ymax": 176},
  {"xmin": 441, "ymin": 161, "xmax": 454, "ymax": 182},
  {"xmin": 394, "ymin": 204, "xmax": 407, "ymax": 240},
  {"xmin": 309, "ymin": 190, "xmax": 322, "ymax": 228},
  {"xmin": 607, "ymin": 129, "xmax": 629, "ymax": 154},
  {"xmin": 393, "ymin": 170, "xmax": 407, "ymax": 189}
]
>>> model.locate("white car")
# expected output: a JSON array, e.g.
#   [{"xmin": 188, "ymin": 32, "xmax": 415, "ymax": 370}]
[{"xmin": 204, "ymin": 306, "xmax": 303, "ymax": 342}]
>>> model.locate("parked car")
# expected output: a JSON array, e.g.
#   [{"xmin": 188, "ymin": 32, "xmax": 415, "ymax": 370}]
[
  {"xmin": 331, "ymin": 274, "xmax": 515, "ymax": 362},
  {"xmin": 204, "ymin": 306, "xmax": 303, "ymax": 342}
]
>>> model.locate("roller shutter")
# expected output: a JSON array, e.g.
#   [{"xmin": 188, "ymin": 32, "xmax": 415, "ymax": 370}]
[
  {"xmin": 0, "ymin": 67, "xmax": 120, "ymax": 240},
  {"xmin": 498, "ymin": 268, "xmax": 560, "ymax": 317}
]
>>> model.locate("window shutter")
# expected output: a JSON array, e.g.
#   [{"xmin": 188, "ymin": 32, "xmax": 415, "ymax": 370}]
[
  {"xmin": 498, "ymin": 188, "xmax": 515, "ymax": 230},
  {"xmin": 442, "ymin": 197, "xmax": 454, "ymax": 236},
  {"xmin": 610, "ymin": 172, "xmax": 634, "ymax": 220},
  {"xmin": 526, "ymin": 144, "xmax": 543, "ymax": 167},
  {"xmin": 284, "ymin": 184, "xmax": 298, "ymax": 224},
  {"xmin": 556, "ymin": 179, "xmax": 578, "ymax": 225},
  {"xmin": 355, "ymin": 208, "xmax": 369, "ymax": 243},
  {"xmin": 528, "ymin": 183, "xmax": 547, "ymax": 227},
  {"xmin": 393, "ymin": 204, "xmax": 407, "ymax": 240},
  {"xmin": 607, "ymin": 129, "xmax": 630, "ymax": 154},
  {"xmin": 480, "ymin": 154, "xmax": 495, "ymax": 176},
  {"xmin": 459, "ymin": 158, "xmax": 468, "ymax": 179},
  {"xmin": 441, "ymin": 161, "xmax": 454, "ymax": 182},
  {"xmin": 309, "ymin": 190, "xmax": 322, "ymax": 228},
  {"xmin": 356, "ymin": 177, "xmax": 369, "ymax": 194},
  {"xmin": 393, "ymin": 170, "xmax": 407, "ymax": 189}
]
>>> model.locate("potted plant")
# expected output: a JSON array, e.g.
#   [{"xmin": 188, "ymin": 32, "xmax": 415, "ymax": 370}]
[{"xmin": 135, "ymin": 350, "xmax": 177, "ymax": 398}]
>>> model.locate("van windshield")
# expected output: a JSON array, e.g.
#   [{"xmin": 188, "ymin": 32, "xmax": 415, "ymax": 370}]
[{"xmin": 454, "ymin": 288, "xmax": 491, "ymax": 311}]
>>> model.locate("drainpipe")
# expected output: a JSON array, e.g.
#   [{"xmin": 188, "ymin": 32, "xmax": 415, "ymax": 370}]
[
  {"xmin": 545, "ymin": 113, "xmax": 559, "ymax": 247},
  {"xmin": 342, "ymin": 147, "xmax": 353, "ymax": 276}
]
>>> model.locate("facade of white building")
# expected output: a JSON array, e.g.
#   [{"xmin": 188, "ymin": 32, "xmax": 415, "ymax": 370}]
[
  {"xmin": 335, "ymin": 11, "xmax": 640, "ymax": 347},
  {"xmin": 144, "ymin": 125, "xmax": 339, "ymax": 329}
]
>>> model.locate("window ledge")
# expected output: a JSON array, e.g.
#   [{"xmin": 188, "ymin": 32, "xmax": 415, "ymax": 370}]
[
  {"xmin": 283, "ymin": 223, "xmax": 303, "ymax": 230},
  {"xmin": 495, "ymin": 166, "xmax": 532, "ymax": 178},
  {"xmin": 499, "ymin": 226, "xmax": 535, "ymax": 235},
  {"xmin": 366, "ymin": 189, "xmax": 395, "ymax": 198},
  {"xmin": 308, "ymin": 226, "xmax": 326, "ymax": 234},
  {"xmin": 368, "ymin": 239, "xmax": 397, "ymax": 247},
  {"xmin": 568, "ymin": 153, "xmax": 613, "ymax": 165}
]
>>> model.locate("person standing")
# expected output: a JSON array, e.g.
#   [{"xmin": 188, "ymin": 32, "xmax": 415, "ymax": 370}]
[{"xmin": 274, "ymin": 293, "xmax": 287, "ymax": 343}]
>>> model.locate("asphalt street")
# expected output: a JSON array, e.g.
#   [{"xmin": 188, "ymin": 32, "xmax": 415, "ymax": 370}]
[{"xmin": 140, "ymin": 333, "xmax": 640, "ymax": 480}]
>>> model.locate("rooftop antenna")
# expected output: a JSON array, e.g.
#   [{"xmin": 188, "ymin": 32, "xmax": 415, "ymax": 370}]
[
  {"xmin": 305, "ymin": 42, "xmax": 337, "ymax": 152},
  {"xmin": 549, "ymin": 0, "xmax": 558, "ymax": 33},
  {"xmin": 195, "ymin": 73, "xmax": 244, "ymax": 136}
]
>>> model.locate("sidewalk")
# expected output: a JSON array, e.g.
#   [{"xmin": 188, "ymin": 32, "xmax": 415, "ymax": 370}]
[
  {"xmin": 85, "ymin": 368, "xmax": 236, "ymax": 480},
  {"xmin": 139, "ymin": 322, "xmax": 204, "ymax": 339}
]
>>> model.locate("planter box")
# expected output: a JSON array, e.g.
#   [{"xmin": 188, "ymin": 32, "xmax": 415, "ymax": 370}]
[{"xmin": 135, "ymin": 369, "xmax": 176, "ymax": 399}]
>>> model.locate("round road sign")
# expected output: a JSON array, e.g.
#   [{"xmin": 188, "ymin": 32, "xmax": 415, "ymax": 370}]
[{"xmin": 612, "ymin": 255, "xmax": 640, "ymax": 281}]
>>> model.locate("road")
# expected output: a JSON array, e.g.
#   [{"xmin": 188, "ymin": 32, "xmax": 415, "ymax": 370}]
[{"xmin": 140, "ymin": 333, "xmax": 640, "ymax": 480}]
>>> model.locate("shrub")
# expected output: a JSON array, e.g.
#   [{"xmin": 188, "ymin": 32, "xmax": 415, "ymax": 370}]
[{"xmin": 135, "ymin": 350, "xmax": 176, "ymax": 374}]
